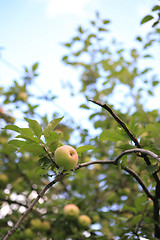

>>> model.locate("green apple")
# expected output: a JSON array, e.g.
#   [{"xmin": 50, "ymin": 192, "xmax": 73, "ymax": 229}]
[
  {"xmin": 0, "ymin": 173, "xmax": 8, "ymax": 188},
  {"xmin": 63, "ymin": 204, "xmax": 80, "ymax": 219},
  {"xmin": 24, "ymin": 228, "xmax": 34, "ymax": 238},
  {"xmin": 41, "ymin": 221, "xmax": 50, "ymax": 231},
  {"xmin": 30, "ymin": 218, "xmax": 42, "ymax": 231},
  {"xmin": 78, "ymin": 215, "xmax": 92, "ymax": 229},
  {"xmin": 54, "ymin": 145, "xmax": 78, "ymax": 170}
]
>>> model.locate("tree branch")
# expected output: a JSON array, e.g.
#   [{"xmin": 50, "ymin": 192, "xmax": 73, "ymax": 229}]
[
  {"xmin": 89, "ymin": 99, "xmax": 141, "ymax": 148},
  {"xmin": 124, "ymin": 167, "xmax": 154, "ymax": 200},
  {"xmin": 89, "ymin": 100, "xmax": 151, "ymax": 165},
  {"xmin": 4, "ymin": 147, "xmax": 158, "ymax": 239},
  {"xmin": 3, "ymin": 172, "xmax": 68, "ymax": 240},
  {"xmin": 76, "ymin": 147, "xmax": 158, "ymax": 200},
  {"xmin": 89, "ymin": 100, "xmax": 160, "ymax": 189}
]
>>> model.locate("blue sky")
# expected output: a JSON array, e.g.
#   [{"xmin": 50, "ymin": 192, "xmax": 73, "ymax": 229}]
[{"xmin": 0, "ymin": 0, "xmax": 158, "ymax": 124}]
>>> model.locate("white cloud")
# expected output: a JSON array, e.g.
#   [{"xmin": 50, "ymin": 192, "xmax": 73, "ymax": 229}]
[{"xmin": 46, "ymin": 0, "xmax": 90, "ymax": 17}]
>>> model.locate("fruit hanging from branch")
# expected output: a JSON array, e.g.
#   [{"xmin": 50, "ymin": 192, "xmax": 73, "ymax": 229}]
[{"xmin": 54, "ymin": 145, "xmax": 78, "ymax": 170}]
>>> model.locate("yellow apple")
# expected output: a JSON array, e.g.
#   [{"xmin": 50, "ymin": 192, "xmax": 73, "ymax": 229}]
[
  {"xmin": 18, "ymin": 92, "xmax": 28, "ymax": 102},
  {"xmin": 78, "ymin": 215, "xmax": 92, "ymax": 228},
  {"xmin": 63, "ymin": 204, "xmax": 80, "ymax": 219},
  {"xmin": 54, "ymin": 145, "xmax": 78, "ymax": 170}
]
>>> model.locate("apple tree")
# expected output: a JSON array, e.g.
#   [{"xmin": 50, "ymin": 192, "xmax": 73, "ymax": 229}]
[{"xmin": 1, "ymin": 2, "xmax": 160, "ymax": 240}]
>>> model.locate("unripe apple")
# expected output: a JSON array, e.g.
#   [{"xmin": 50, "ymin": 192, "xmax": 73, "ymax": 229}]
[
  {"xmin": 24, "ymin": 228, "xmax": 34, "ymax": 238},
  {"xmin": 0, "ymin": 173, "xmax": 8, "ymax": 188},
  {"xmin": 63, "ymin": 204, "xmax": 80, "ymax": 219},
  {"xmin": 78, "ymin": 215, "xmax": 92, "ymax": 229},
  {"xmin": 31, "ymin": 218, "xmax": 42, "ymax": 231},
  {"xmin": 41, "ymin": 221, "xmax": 50, "ymax": 231},
  {"xmin": 54, "ymin": 145, "xmax": 78, "ymax": 170}
]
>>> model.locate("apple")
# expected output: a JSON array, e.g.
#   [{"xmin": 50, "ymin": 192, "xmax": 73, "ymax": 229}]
[
  {"xmin": 78, "ymin": 215, "xmax": 92, "ymax": 229},
  {"xmin": 41, "ymin": 221, "xmax": 50, "ymax": 231},
  {"xmin": 63, "ymin": 204, "xmax": 80, "ymax": 219},
  {"xmin": 54, "ymin": 145, "xmax": 78, "ymax": 170},
  {"xmin": 92, "ymin": 214, "xmax": 100, "ymax": 223},
  {"xmin": 24, "ymin": 228, "xmax": 34, "ymax": 238},
  {"xmin": 30, "ymin": 218, "xmax": 42, "ymax": 231},
  {"xmin": 18, "ymin": 92, "xmax": 28, "ymax": 102},
  {"xmin": 0, "ymin": 173, "xmax": 8, "ymax": 188}
]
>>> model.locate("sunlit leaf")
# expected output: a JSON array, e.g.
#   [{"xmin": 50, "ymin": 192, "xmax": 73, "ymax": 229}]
[
  {"xmin": 43, "ymin": 117, "xmax": 64, "ymax": 138},
  {"xmin": 76, "ymin": 145, "xmax": 95, "ymax": 154},
  {"xmin": 99, "ymin": 129, "xmax": 126, "ymax": 142},
  {"xmin": 4, "ymin": 124, "xmax": 20, "ymax": 133},
  {"xmin": 24, "ymin": 118, "xmax": 42, "ymax": 138},
  {"xmin": 32, "ymin": 62, "xmax": 39, "ymax": 71}
]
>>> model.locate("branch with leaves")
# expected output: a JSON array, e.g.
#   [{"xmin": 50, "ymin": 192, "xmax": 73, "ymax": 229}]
[
  {"xmin": 3, "ymin": 100, "xmax": 160, "ymax": 239},
  {"xmin": 3, "ymin": 145, "xmax": 159, "ymax": 239}
]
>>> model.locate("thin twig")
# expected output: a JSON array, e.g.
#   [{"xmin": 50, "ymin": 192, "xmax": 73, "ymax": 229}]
[
  {"xmin": 89, "ymin": 100, "xmax": 151, "ymax": 165},
  {"xmin": 89, "ymin": 99, "xmax": 141, "ymax": 148},
  {"xmin": 42, "ymin": 144, "xmax": 59, "ymax": 168},
  {"xmin": 124, "ymin": 167, "xmax": 154, "ymax": 200}
]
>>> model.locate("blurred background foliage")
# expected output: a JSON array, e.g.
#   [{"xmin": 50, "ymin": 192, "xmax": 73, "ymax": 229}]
[{"xmin": 0, "ymin": 2, "xmax": 160, "ymax": 240}]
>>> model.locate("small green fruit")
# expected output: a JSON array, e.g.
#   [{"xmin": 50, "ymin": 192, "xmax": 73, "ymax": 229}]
[
  {"xmin": 24, "ymin": 228, "xmax": 34, "ymax": 238},
  {"xmin": 78, "ymin": 215, "xmax": 92, "ymax": 228},
  {"xmin": 63, "ymin": 204, "xmax": 80, "ymax": 219},
  {"xmin": 0, "ymin": 173, "xmax": 8, "ymax": 188},
  {"xmin": 30, "ymin": 219, "xmax": 42, "ymax": 231},
  {"xmin": 54, "ymin": 145, "xmax": 78, "ymax": 170},
  {"xmin": 41, "ymin": 221, "xmax": 50, "ymax": 231}
]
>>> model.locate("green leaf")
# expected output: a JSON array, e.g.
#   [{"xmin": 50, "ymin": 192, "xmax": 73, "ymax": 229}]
[
  {"xmin": 9, "ymin": 139, "xmax": 26, "ymax": 148},
  {"xmin": 76, "ymin": 145, "xmax": 95, "ymax": 154},
  {"xmin": 24, "ymin": 118, "xmax": 42, "ymax": 138},
  {"xmin": 103, "ymin": 20, "xmax": 110, "ymax": 24},
  {"xmin": 4, "ymin": 124, "xmax": 20, "ymax": 133},
  {"xmin": 99, "ymin": 129, "xmax": 125, "ymax": 142},
  {"xmin": 152, "ymin": 21, "xmax": 159, "ymax": 28},
  {"xmin": 135, "ymin": 195, "xmax": 147, "ymax": 211},
  {"xmin": 80, "ymin": 104, "xmax": 89, "ymax": 109},
  {"xmin": 18, "ymin": 142, "xmax": 46, "ymax": 156},
  {"xmin": 1, "ymin": 144, "xmax": 17, "ymax": 154},
  {"xmin": 32, "ymin": 62, "xmax": 39, "ymax": 71},
  {"xmin": 143, "ymin": 54, "xmax": 152, "ymax": 58},
  {"xmin": 43, "ymin": 117, "xmax": 64, "ymax": 138},
  {"xmin": 98, "ymin": 27, "xmax": 108, "ymax": 32},
  {"xmin": 141, "ymin": 68, "xmax": 152, "ymax": 74},
  {"xmin": 46, "ymin": 131, "xmax": 63, "ymax": 152},
  {"xmin": 141, "ymin": 15, "xmax": 153, "ymax": 24},
  {"xmin": 62, "ymin": 56, "xmax": 68, "ymax": 61},
  {"xmin": 152, "ymin": 80, "xmax": 159, "ymax": 86},
  {"xmin": 122, "ymin": 205, "xmax": 137, "ymax": 214},
  {"xmin": 146, "ymin": 163, "xmax": 158, "ymax": 174},
  {"xmin": 131, "ymin": 214, "xmax": 143, "ymax": 225},
  {"xmin": 136, "ymin": 36, "xmax": 142, "ymax": 42},
  {"xmin": 152, "ymin": 5, "xmax": 160, "ymax": 11},
  {"xmin": 77, "ymin": 26, "xmax": 84, "ymax": 33},
  {"xmin": 64, "ymin": 43, "xmax": 71, "ymax": 47},
  {"xmin": 19, "ymin": 128, "xmax": 34, "ymax": 139}
]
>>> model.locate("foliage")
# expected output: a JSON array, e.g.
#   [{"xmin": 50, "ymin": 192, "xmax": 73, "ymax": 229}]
[{"xmin": 0, "ymin": 2, "xmax": 160, "ymax": 240}]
